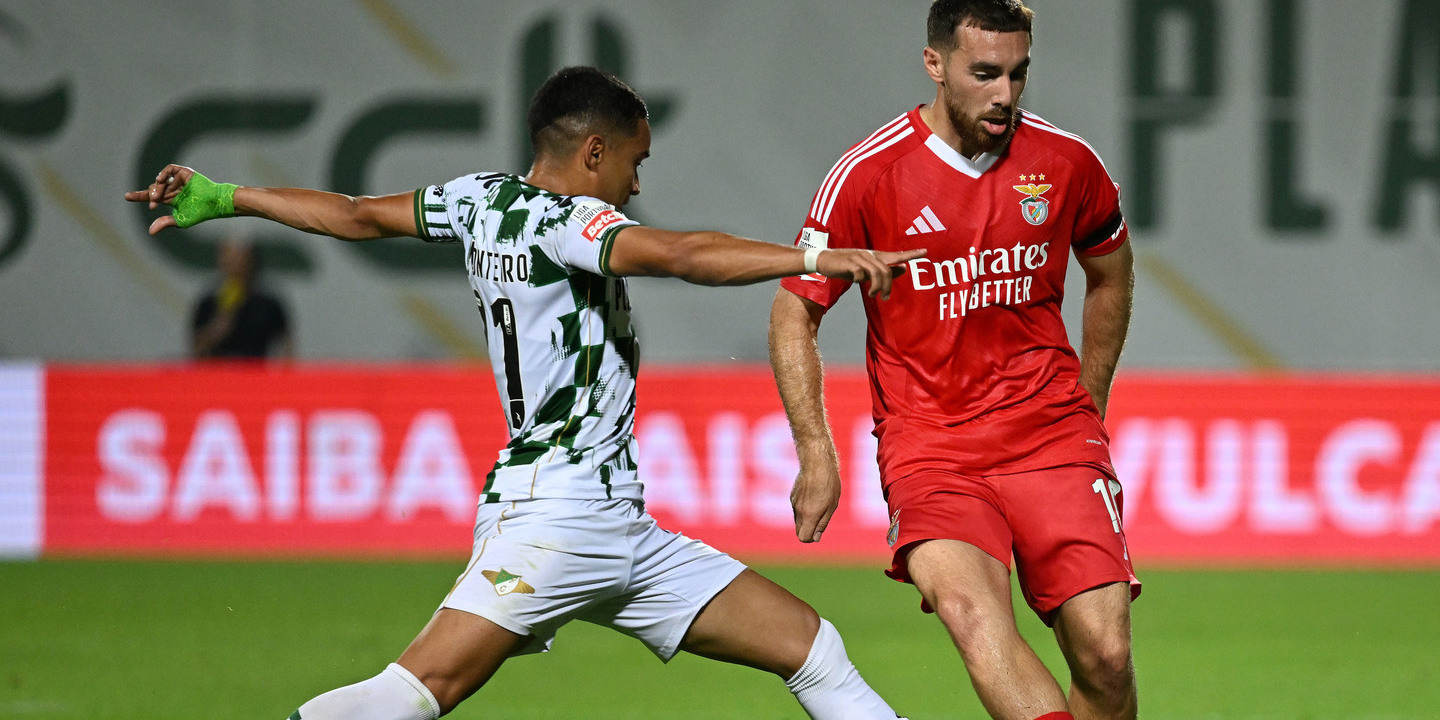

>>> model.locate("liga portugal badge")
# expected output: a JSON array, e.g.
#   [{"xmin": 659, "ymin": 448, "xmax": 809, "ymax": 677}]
[{"xmin": 1013, "ymin": 181, "xmax": 1053, "ymax": 225}]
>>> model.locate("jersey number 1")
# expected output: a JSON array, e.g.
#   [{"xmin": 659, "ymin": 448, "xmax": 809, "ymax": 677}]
[
  {"xmin": 1092, "ymin": 478, "xmax": 1122, "ymax": 533},
  {"xmin": 490, "ymin": 298, "xmax": 525, "ymax": 429}
]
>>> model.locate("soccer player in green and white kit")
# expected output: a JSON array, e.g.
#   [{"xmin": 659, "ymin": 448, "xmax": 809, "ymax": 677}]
[{"xmin": 127, "ymin": 66, "xmax": 923, "ymax": 720}]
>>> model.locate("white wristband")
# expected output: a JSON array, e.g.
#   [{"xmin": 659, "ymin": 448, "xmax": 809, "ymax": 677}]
[{"xmin": 803, "ymin": 247, "xmax": 824, "ymax": 274}]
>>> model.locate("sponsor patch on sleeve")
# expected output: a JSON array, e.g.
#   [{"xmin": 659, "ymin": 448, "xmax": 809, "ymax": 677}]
[
  {"xmin": 797, "ymin": 227, "xmax": 830, "ymax": 281},
  {"xmin": 582, "ymin": 210, "xmax": 627, "ymax": 241},
  {"xmin": 572, "ymin": 200, "xmax": 630, "ymax": 242},
  {"xmin": 797, "ymin": 227, "xmax": 830, "ymax": 250}
]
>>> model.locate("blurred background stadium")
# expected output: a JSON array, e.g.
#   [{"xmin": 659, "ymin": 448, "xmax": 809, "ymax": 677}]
[{"xmin": 1, "ymin": 0, "xmax": 1437, "ymax": 718}]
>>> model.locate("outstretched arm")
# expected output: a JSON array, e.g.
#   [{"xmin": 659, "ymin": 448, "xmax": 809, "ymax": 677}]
[
  {"xmin": 1075, "ymin": 240, "xmax": 1134, "ymax": 419},
  {"xmin": 769, "ymin": 289, "xmax": 840, "ymax": 542},
  {"xmin": 606, "ymin": 225, "xmax": 924, "ymax": 297},
  {"xmin": 125, "ymin": 164, "xmax": 418, "ymax": 240}
]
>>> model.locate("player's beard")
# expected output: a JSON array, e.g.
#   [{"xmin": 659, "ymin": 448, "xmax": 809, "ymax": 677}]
[{"xmin": 946, "ymin": 98, "xmax": 1019, "ymax": 157}]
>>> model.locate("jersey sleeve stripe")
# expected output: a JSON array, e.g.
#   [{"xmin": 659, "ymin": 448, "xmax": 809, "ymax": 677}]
[
  {"xmin": 1074, "ymin": 211, "xmax": 1126, "ymax": 253},
  {"xmin": 818, "ymin": 127, "xmax": 915, "ymax": 225},
  {"xmin": 412, "ymin": 188, "xmax": 429, "ymax": 240},
  {"xmin": 596, "ymin": 222, "xmax": 635, "ymax": 276},
  {"xmin": 1019, "ymin": 113, "xmax": 1115, "ymax": 175},
  {"xmin": 810, "ymin": 116, "xmax": 909, "ymax": 221},
  {"xmin": 809, "ymin": 113, "xmax": 911, "ymax": 221},
  {"xmin": 415, "ymin": 185, "xmax": 459, "ymax": 243}
]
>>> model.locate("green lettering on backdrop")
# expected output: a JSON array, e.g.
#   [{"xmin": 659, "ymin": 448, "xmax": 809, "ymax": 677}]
[
  {"xmin": 1374, "ymin": 0, "xmax": 1440, "ymax": 232},
  {"xmin": 0, "ymin": 11, "xmax": 70, "ymax": 270},
  {"xmin": 1128, "ymin": 0, "xmax": 1221, "ymax": 230},
  {"xmin": 1264, "ymin": 0, "xmax": 1328, "ymax": 233},
  {"xmin": 516, "ymin": 16, "xmax": 559, "ymax": 173},
  {"xmin": 591, "ymin": 17, "xmax": 677, "ymax": 135},
  {"xmin": 134, "ymin": 97, "xmax": 318, "ymax": 273},
  {"xmin": 129, "ymin": 14, "xmax": 679, "ymax": 276},
  {"xmin": 329, "ymin": 98, "xmax": 485, "ymax": 269},
  {"xmin": 515, "ymin": 15, "xmax": 677, "ymax": 184},
  {"xmin": 0, "ymin": 166, "xmax": 29, "ymax": 268}
]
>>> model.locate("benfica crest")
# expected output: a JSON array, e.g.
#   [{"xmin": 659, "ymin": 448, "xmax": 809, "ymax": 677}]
[
  {"xmin": 481, "ymin": 569, "xmax": 536, "ymax": 596},
  {"xmin": 1013, "ymin": 181, "xmax": 1053, "ymax": 225}
]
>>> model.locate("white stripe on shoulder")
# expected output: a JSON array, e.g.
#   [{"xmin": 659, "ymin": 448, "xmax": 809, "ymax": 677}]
[
  {"xmin": 810, "ymin": 113, "xmax": 911, "ymax": 221},
  {"xmin": 1020, "ymin": 113, "xmax": 1112, "ymax": 173},
  {"xmin": 818, "ymin": 126, "xmax": 914, "ymax": 225}
]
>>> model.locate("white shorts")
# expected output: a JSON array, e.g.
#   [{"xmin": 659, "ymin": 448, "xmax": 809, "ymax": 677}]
[{"xmin": 441, "ymin": 498, "xmax": 746, "ymax": 661}]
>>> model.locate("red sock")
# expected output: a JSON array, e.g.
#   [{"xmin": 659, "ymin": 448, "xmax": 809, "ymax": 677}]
[{"xmin": 1033, "ymin": 713, "xmax": 1074, "ymax": 720}]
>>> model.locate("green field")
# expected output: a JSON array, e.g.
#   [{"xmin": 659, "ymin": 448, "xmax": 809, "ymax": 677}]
[{"xmin": 2, "ymin": 560, "xmax": 1437, "ymax": 719}]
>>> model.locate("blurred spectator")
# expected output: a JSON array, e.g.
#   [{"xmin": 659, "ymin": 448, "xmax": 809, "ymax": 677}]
[{"xmin": 190, "ymin": 236, "xmax": 292, "ymax": 360}]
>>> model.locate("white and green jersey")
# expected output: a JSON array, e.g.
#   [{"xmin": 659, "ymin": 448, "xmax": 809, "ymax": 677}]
[{"xmin": 414, "ymin": 173, "xmax": 643, "ymax": 503}]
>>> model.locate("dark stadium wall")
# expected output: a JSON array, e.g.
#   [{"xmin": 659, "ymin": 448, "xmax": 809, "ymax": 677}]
[{"xmin": 0, "ymin": 0, "xmax": 1436, "ymax": 370}]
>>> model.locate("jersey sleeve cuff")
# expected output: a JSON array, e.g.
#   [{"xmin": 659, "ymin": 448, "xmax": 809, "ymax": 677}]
[
  {"xmin": 1074, "ymin": 212, "xmax": 1128, "ymax": 256},
  {"xmin": 778, "ymin": 275, "xmax": 841, "ymax": 309},
  {"xmin": 412, "ymin": 188, "xmax": 430, "ymax": 241},
  {"xmin": 596, "ymin": 222, "xmax": 638, "ymax": 276}
]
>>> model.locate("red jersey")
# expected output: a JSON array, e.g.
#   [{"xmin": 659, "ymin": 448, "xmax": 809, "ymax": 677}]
[{"xmin": 779, "ymin": 106, "xmax": 1128, "ymax": 476}]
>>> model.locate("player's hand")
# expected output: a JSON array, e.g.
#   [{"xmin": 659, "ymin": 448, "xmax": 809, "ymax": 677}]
[
  {"xmin": 814, "ymin": 248, "xmax": 927, "ymax": 300},
  {"xmin": 123, "ymin": 164, "xmax": 197, "ymax": 235},
  {"xmin": 790, "ymin": 460, "xmax": 842, "ymax": 543}
]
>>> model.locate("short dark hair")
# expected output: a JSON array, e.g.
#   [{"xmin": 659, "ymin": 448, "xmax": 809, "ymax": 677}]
[
  {"xmin": 527, "ymin": 66, "xmax": 649, "ymax": 157},
  {"xmin": 927, "ymin": 0, "xmax": 1034, "ymax": 53}
]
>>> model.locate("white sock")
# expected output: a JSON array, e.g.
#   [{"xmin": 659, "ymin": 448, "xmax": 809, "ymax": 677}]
[
  {"xmin": 784, "ymin": 618, "xmax": 901, "ymax": 720},
  {"xmin": 290, "ymin": 663, "xmax": 440, "ymax": 720}
]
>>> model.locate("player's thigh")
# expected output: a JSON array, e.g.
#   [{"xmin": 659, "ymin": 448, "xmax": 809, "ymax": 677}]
[
  {"xmin": 578, "ymin": 507, "xmax": 749, "ymax": 663},
  {"xmin": 905, "ymin": 538, "xmax": 1017, "ymax": 633},
  {"xmin": 996, "ymin": 465, "xmax": 1139, "ymax": 624},
  {"xmin": 1051, "ymin": 582, "xmax": 1134, "ymax": 677},
  {"xmin": 442, "ymin": 499, "xmax": 630, "ymax": 653},
  {"xmin": 883, "ymin": 470, "xmax": 1012, "ymax": 585},
  {"xmin": 677, "ymin": 568, "xmax": 820, "ymax": 678},
  {"xmin": 397, "ymin": 607, "xmax": 531, "ymax": 713}
]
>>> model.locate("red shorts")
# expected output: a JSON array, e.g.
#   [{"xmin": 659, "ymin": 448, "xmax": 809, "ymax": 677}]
[{"xmin": 884, "ymin": 463, "xmax": 1141, "ymax": 625}]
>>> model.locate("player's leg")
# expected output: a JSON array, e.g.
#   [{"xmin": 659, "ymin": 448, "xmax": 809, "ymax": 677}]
[
  {"xmin": 883, "ymin": 470, "xmax": 1068, "ymax": 719},
  {"xmin": 678, "ymin": 569, "xmax": 904, "ymax": 720},
  {"xmin": 289, "ymin": 609, "xmax": 529, "ymax": 720},
  {"xmin": 676, "ymin": 568, "xmax": 817, "ymax": 675},
  {"xmin": 396, "ymin": 608, "xmax": 533, "ymax": 713},
  {"xmin": 292, "ymin": 499, "xmax": 630, "ymax": 719},
  {"xmin": 998, "ymin": 465, "xmax": 1140, "ymax": 720},
  {"xmin": 1050, "ymin": 583, "xmax": 1136, "ymax": 720},
  {"xmin": 905, "ymin": 539, "xmax": 1069, "ymax": 720},
  {"xmin": 587, "ymin": 503, "xmax": 901, "ymax": 719}
]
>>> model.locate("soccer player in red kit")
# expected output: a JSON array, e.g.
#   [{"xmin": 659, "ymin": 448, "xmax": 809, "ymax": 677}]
[{"xmin": 769, "ymin": 2, "xmax": 1139, "ymax": 719}]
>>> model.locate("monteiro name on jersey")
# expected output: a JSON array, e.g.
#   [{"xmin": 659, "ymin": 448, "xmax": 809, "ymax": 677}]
[{"xmin": 415, "ymin": 173, "xmax": 644, "ymax": 504}]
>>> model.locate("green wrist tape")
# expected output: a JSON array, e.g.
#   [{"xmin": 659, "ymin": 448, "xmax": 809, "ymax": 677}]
[{"xmin": 171, "ymin": 172, "xmax": 237, "ymax": 228}]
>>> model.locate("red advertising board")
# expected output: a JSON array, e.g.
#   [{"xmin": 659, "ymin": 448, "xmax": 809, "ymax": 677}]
[
  {"xmin": 1108, "ymin": 375, "xmax": 1440, "ymax": 564},
  {"xmin": 38, "ymin": 365, "xmax": 1440, "ymax": 565},
  {"xmin": 44, "ymin": 365, "xmax": 504, "ymax": 556}
]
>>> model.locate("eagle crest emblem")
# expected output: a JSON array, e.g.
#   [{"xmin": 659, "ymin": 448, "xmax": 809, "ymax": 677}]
[{"xmin": 1013, "ymin": 182, "xmax": 1053, "ymax": 225}]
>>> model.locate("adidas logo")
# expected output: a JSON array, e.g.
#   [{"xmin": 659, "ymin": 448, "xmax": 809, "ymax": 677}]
[{"xmin": 904, "ymin": 206, "xmax": 947, "ymax": 235}]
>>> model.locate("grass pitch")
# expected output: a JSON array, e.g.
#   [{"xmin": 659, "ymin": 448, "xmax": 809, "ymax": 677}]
[{"xmin": 2, "ymin": 560, "xmax": 1437, "ymax": 719}]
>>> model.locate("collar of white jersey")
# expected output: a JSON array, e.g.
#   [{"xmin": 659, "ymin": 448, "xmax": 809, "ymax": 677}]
[{"xmin": 918, "ymin": 111, "xmax": 1018, "ymax": 179}]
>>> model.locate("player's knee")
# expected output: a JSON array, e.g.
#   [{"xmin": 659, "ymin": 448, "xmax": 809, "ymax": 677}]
[
  {"xmin": 1068, "ymin": 634, "xmax": 1134, "ymax": 695},
  {"xmin": 407, "ymin": 668, "xmax": 471, "ymax": 715},
  {"xmin": 785, "ymin": 618, "xmax": 847, "ymax": 687},
  {"xmin": 930, "ymin": 592, "xmax": 1009, "ymax": 652},
  {"xmin": 755, "ymin": 603, "xmax": 820, "ymax": 678}
]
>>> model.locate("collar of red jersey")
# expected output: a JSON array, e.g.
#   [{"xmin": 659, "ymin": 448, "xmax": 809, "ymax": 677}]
[{"xmin": 924, "ymin": 133, "xmax": 1005, "ymax": 178}]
